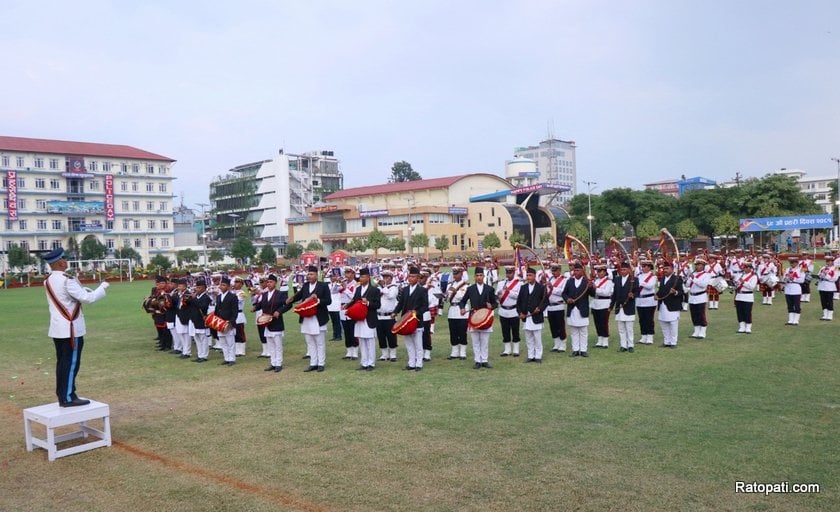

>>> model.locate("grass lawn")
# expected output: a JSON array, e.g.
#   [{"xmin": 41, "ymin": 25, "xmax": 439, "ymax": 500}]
[{"xmin": 1, "ymin": 280, "xmax": 837, "ymax": 511}]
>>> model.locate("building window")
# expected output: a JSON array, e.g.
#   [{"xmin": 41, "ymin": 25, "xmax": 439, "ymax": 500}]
[
  {"xmin": 39, "ymin": 240, "xmax": 48, "ymax": 250},
  {"xmin": 1, "ymin": 156, "xmax": 8, "ymax": 166},
  {"xmin": 19, "ymin": 240, "xmax": 29, "ymax": 250},
  {"xmin": 133, "ymin": 220, "xmax": 140, "ymax": 229},
  {"xmin": 122, "ymin": 201, "xmax": 129, "ymax": 211},
  {"xmin": 4, "ymin": 220, "xmax": 12, "ymax": 230},
  {"xmin": 106, "ymin": 238, "xmax": 114, "ymax": 249},
  {"xmin": 131, "ymin": 182, "xmax": 138, "ymax": 192},
  {"xmin": 160, "ymin": 220, "xmax": 169, "ymax": 229},
  {"xmin": 89, "ymin": 180, "xmax": 100, "ymax": 191},
  {"xmin": 158, "ymin": 165, "xmax": 166, "ymax": 175},
  {"xmin": 52, "ymin": 240, "xmax": 61, "ymax": 250},
  {"xmin": 16, "ymin": 156, "xmax": 25, "ymax": 167},
  {"xmin": 35, "ymin": 178, "xmax": 45, "ymax": 189},
  {"xmin": 52, "ymin": 220, "xmax": 63, "ymax": 230},
  {"xmin": 16, "ymin": 177, "xmax": 25, "ymax": 188},
  {"xmin": 105, "ymin": 220, "xmax": 113, "ymax": 230},
  {"xmin": 37, "ymin": 220, "xmax": 47, "ymax": 229},
  {"xmin": 50, "ymin": 179, "xmax": 61, "ymax": 189},
  {"xmin": 50, "ymin": 158, "xmax": 60, "ymax": 169},
  {"xmin": 103, "ymin": 162, "xmax": 111, "ymax": 172},
  {"xmin": 159, "ymin": 201, "xmax": 167, "ymax": 211},
  {"xmin": 160, "ymin": 237, "xmax": 170, "ymax": 247},
  {"xmin": 146, "ymin": 183, "xmax": 154, "ymax": 192},
  {"xmin": 34, "ymin": 157, "xmax": 44, "ymax": 168},
  {"xmin": 17, "ymin": 199, "xmax": 26, "ymax": 209},
  {"xmin": 147, "ymin": 220, "xmax": 156, "ymax": 229},
  {"xmin": 158, "ymin": 183, "xmax": 167, "ymax": 192},
  {"xmin": 19, "ymin": 219, "xmax": 27, "ymax": 230},
  {"xmin": 147, "ymin": 201, "xmax": 154, "ymax": 211},
  {"xmin": 89, "ymin": 161, "xmax": 97, "ymax": 171},
  {"xmin": 148, "ymin": 238, "xmax": 156, "ymax": 248},
  {"xmin": 133, "ymin": 201, "xmax": 140, "ymax": 211},
  {"xmin": 122, "ymin": 219, "xmax": 130, "ymax": 230},
  {"xmin": 134, "ymin": 238, "xmax": 142, "ymax": 248},
  {"xmin": 122, "ymin": 163, "xmax": 129, "ymax": 174},
  {"xmin": 120, "ymin": 181, "xmax": 127, "ymax": 192},
  {"xmin": 132, "ymin": 163, "xmax": 140, "ymax": 174},
  {"xmin": 146, "ymin": 164, "xmax": 154, "ymax": 174}
]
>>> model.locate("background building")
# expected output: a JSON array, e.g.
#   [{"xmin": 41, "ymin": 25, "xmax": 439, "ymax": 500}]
[
  {"xmin": 209, "ymin": 150, "xmax": 343, "ymax": 250},
  {"xmin": 644, "ymin": 175, "xmax": 717, "ymax": 198},
  {"xmin": 1, "ymin": 135, "xmax": 176, "ymax": 267},
  {"xmin": 773, "ymin": 168, "xmax": 836, "ymax": 214},
  {"xmin": 513, "ymin": 138, "xmax": 577, "ymax": 205}
]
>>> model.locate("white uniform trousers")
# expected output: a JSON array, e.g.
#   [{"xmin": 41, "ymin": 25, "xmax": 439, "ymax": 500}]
[
  {"xmin": 265, "ymin": 330, "xmax": 284, "ymax": 368},
  {"xmin": 470, "ymin": 330, "xmax": 491, "ymax": 363},
  {"xmin": 524, "ymin": 329, "xmax": 543, "ymax": 360},
  {"xmin": 218, "ymin": 329, "xmax": 236, "ymax": 362},
  {"xmin": 359, "ymin": 337, "xmax": 376, "ymax": 368},
  {"xmin": 167, "ymin": 322, "xmax": 180, "ymax": 352},
  {"xmin": 661, "ymin": 320, "xmax": 679, "ymax": 346},
  {"xmin": 569, "ymin": 325, "xmax": 589, "ymax": 353},
  {"xmin": 174, "ymin": 321, "xmax": 190, "ymax": 354},
  {"xmin": 304, "ymin": 332, "xmax": 327, "ymax": 367},
  {"xmin": 618, "ymin": 320, "xmax": 635, "ymax": 348},
  {"xmin": 195, "ymin": 332, "xmax": 210, "ymax": 360},
  {"xmin": 403, "ymin": 329, "xmax": 425, "ymax": 368}
]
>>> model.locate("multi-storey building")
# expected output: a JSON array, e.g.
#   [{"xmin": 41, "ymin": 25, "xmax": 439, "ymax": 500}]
[
  {"xmin": 1, "ymin": 135, "xmax": 176, "ymax": 267},
  {"xmin": 209, "ymin": 150, "xmax": 343, "ymax": 247},
  {"xmin": 773, "ymin": 168, "xmax": 836, "ymax": 214},
  {"xmin": 513, "ymin": 138, "xmax": 577, "ymax": 205},
  {"xmin": 644, "ymin": 176, "xmax": 716, "ymax": 198}
]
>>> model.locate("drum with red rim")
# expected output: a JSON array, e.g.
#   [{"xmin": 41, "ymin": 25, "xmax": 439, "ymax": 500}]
[
  {"xmin": 205, "ymin": 313, "xmax": 231, "ymax": 332},
  {"xmin": 392, "ymin": 311, "xmax": 419, "ymax": 335},
  {"xmin": 345, "ymin": 301, "xmax": 368, "ymax": 322},
  {"xmin": 294, "ymin": 296, "xmax": 320, "ymax": 317},
  {"xmin": 468, "ymin": 308, "xmax": 494, "ymax": 330}
]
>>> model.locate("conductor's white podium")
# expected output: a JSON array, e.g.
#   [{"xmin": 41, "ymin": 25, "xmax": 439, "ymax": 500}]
[{"xmin": 23, "ymin": 400, "xmax": 111, "ymax": 461}]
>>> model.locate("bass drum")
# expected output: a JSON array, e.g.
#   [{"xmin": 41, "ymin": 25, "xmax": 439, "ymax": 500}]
[
  {"xmin": 468, "ymin": 308, "xmax": 494, "ymax": 330},
  {"xmin": 392, "ymin": 311, "xmax": 419, "ymax": 335}
]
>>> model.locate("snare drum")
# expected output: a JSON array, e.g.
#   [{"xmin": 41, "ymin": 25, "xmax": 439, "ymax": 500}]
[
  {"xmin": 345, "ymin": 300, "xmax": 369, "ymax": 322},
  {"xmin": 392, "ymin": 311, "xmax": 419, "ymax": 335},
  {"xmin": 760, "ymin": 273, "xmax": 779, "ymax": 289},
  {"xmin": 256, "ymin": 313, "xmax": 274, "ymax": 326},
  {"xmin": 294, "ymin": 296, "xmax": 320, "ymax": 317},
  {"xmin": 710, "ymin": 276, "xmax": 728, "ymax": 293},
  {"xmin": 205, "ymin": 313, "xmax": 231, "ymax": 332},
  {"xmin": 467, "ymin": 308, "xmax": 494, "ymax": 330}
]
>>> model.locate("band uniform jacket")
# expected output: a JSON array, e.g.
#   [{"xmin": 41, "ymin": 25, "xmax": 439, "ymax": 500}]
[
  {"xmin": 258, "ymin": 289, "xmax": 292, "ymax": 332},
  {"xmin": 45, "ymin": 270, "xmax": 108, "ymax": 338},
  {"xmin": 459, "ymin": 283, "xmax": 498, "ymax": 312},
  {"xmin": 562, "ymin": 278, "xmax": 590, "ymax": 318},
  {"xmin": 352, "ymin": 284, "xmax": 381, "ymax": 329},
  {"xmin": 189, "ymin": 292, "xmax": 213, "ymax": 329},
  {"xmin": 174, "ymin": 291, "xmax": 193, "ymax": 326},
  {"xmin": 214, "ymin": 290, "xmax": 239, "ymax": 323},
  {"xmin": 655, "ymin": 274, "xmax": 684, "ymax": 312},
  {"xmin": 611, "ymin": 274, "xmax": 638, "ymax": 316},
  {"xmin": 164, "ymin": 290, "xmax": 177, "ymax": 324},
  {"xmin": 516, "ymin": 281, "xmax": 547, "ymax": 324},
  {"xmin": 290, "ymin": 281, "xmax": 332, "ymax": 326},
  {"xmin": 394, "ymin": 283, "xmax": 429, "ymax": 319}
]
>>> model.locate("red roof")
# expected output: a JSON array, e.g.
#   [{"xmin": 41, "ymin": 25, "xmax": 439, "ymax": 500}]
[
  {"xmin": 324, "ymin": 174, "xmax": 503, "ymax": 200},
  {"xmin": 0, "ymin": 135, "xmax": 175, "ymax": 162}
]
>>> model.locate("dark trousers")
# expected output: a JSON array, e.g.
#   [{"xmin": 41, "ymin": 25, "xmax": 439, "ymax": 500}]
[
  {"xmin": 735, "ymin": 300, "xmax": 753, "ymax": 323},
  {"xmin": 156, "ymin": 326, "xmax": 172, "ymax": 350},
  {"xmin": 801, "ymin": 280, "xmax": 811, "ymax": 294},
  {"xmin": 819, "ymin": 291, "xmax": 834, "ymax": 311},
  {"xmin": 592, "ymin": 308, "xmax": 610, "ymax": 337},
  {"xmin": 448, "ymin": 318, "xmax": 468, "ymax": 346},
  {"xmin": 342, "ymin": 319, "xmax": 357, "ymax": 347},
  {"xmin": 330, "ymin": 311, "xmax": 342, "ymax": 339},
  {"xmin": 499, "ymin": 315, "xmax": 520, "ymax": 343},
  {"xmin": 235, "ymin": 323, "xmax": 246, "ymax": 343},
  {"xmin": 257, "ymin": 324, "xmax": 267, "ymax": 345},
  {"xmin": 689, "ymin": 303, "xmax": 708, "ymax": 327},
  {"xmin": 785, "ymin": 294, "xmax": 801, "ymax": 314},
  {"xmin": 422, "ymin": 320, "xmax": 433, "ymax": 350},
  {"xmin": 53, "ymin": 336, "xmax": 84, "ymax": 404},
  {"xmin": 547, "ymin": 310, "xmax": 566, "ymax": 339},
  {"xmin": 376, "ymin": 319, "xmax": 397, "ymax": 348},
  {"xmin": 637, "ymin": 306, "xmax": 655, "ymax": 335}
]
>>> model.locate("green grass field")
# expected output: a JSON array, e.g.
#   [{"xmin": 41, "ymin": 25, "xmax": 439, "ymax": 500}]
[{"xmin": 1, "ymin": 281, "xmax": 837, "ymax": 511}]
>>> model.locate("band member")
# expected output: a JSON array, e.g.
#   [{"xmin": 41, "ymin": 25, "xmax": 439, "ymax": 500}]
[
  {"xmin": 189, "ymin": 279, "xmax": 213, "ymax": 362},
  {"xmin": 636, "ymin": 260, "xmax": 658, "ymax": 345},
  {"xmin": 678, "ymin": 255, "xmax": 692, "ymax": 311},
  {"xmin": 589, "ymin": 264, "xmax": 613, "ymax": 349},
  {"xmin": 207, "ymin": 273, "xmax": 222, "ymax": 350},
  {"xmin": 42, "ymin": 247, "xmax": 109, "ymax": 407},
  {"xmin": 251, "ymin": 277, "xmax": 270, "ymax": 357},
  {"xmin": 446, "ymin": 267, "xmax": 470, "ymax": 360},
  {"xmin": 783, "ymin": 257, "xmax": 805, "ymax": 325},
  {"xmin": 495, "ymin": 266, "xmax": 522, "ymax": 357},
  {"xmin": 817, "ymin": 258, "xmax": 839, "ymax": 321},
  {"xmin": 655, "ymin": 261, "xmax": 682, "ymax": 348},
  {"xmin": 686, "ymin": 258, "xmax": 712, "ymax": 339},
  {"xmin": 340, "ymin": 267, "xmax": 359, "ymax": 360},
  {"xmin": 214, "ymin": 277, "xmax": 239, "ymax": 365},
  {"xmin": 164, "ymin": 278, "xmax": 178, "ymax": 352},
  {"xmin": 545, "ymin": 264, "xmax": 568, "ymax": 353},
  {"xmin": 706, "ymin": 254, "xmax": 725, "ymax": 310},
  {"xmin": 517, "ymin": 267, "xmax": 547, "ymax": 362},
  {"xmin": 611, "ymin": 261, "xmax": 637, "ymax": 352},
  {"xmin": 327, "ymin": 272, "xmax": 343, "ymax": 341},
  {"xmin": 420, "ymin": 270, "xmax": 436, "ymax": 362},
  {"xmin": 733, "ymin": 261, "xmax": 758, "ymax": 334},
  {"xmin": 799, "ymin": 253, "xmax": 814, "ymax": 303},
  {"xmin": 146, "ymin": 275, "xmax": 172, "ymax": 351},
  {"xmin": 172, "ymin": 279, "xmax": 192, "ymax": 357},
  {"xmin": 259, "ymin": 274, "xmax": 292, "ymax": 372},
  {"xmin": 376, "ymin": 270, "xmax": 399, "ymax": 361},
  {"xmin": 757, "ymin": 254, "xmax": 778, "ymax": 305},
  {"xmin": 287, "ymin": 265, "xmax": 332, "ymax": 372},
  {"xmin": 393, "ymin": 266, "xmax": 429, "ymax": 371},
  {"xmin": 562, "ymin": 262, "xmax": 590, "ymax": 357},
  {"xmin": 459, "ymin": 266, "xmax": 498, "ymax": 369},
  {"xmin": 232, "ymin": 277, "xmax": 248, "ymax": 357},
  {"xmin": 350, "ymin": 268, "xmax": 381, "ymax": 371}
]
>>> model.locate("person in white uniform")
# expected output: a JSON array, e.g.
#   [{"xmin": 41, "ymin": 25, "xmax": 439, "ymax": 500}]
[{"xmin": 733, "ymin": 260, "xmax": 759, "ymax": 334}]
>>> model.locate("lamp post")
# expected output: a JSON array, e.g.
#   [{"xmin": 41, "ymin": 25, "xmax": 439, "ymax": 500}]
[
  {"xmin": 196, "ymin": 202, "xmax": 209, "ymax": 265},
  {"xmin": 832, "ymin": 157, "xmax": 840, "ymax": 246},
  {"xmin": 583, "ymin": 180, "xmax": 597, "ymax": 255},
  {"xmin": 228, "ymin": 213, "xmax": 240, "ymax": 240}
]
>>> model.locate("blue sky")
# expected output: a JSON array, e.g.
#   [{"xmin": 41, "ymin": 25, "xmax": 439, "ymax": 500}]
[{"xmin": 2, "ymin": 0, "xmax": 839, "ymax": 207}]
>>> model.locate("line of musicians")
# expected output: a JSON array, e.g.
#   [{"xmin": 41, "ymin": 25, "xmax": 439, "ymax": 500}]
[{"xmin": 144, "ymin": 251, "xmax": 839, "ymax": 372}]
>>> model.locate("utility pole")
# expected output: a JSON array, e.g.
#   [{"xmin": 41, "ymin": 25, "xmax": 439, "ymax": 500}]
[{"xmin": 196, "ymin": 202, "xmax": 209, "ymax": 266}]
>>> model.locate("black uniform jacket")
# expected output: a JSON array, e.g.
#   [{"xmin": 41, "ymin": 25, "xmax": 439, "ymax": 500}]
[
  {"xmin": 562, "ymin": 277, "xmax": 590, "ymax": 318},
  {"xmin": 214, "ymin": 290, "xmax": 239, "ymax": 323},
  {"xmin": 655, "ymin": 274, "xmax": 684, "ymax": 312},
  {"xmin": 189, "ymin": 292, "xmax": 213, "ymax": 329},
  {"xmin": 394, "ymin": 283, "xmax": 429, "ymax": 319},
  {"xmin": 351, "ymin": 284, "xmax": 381, "ymax": 328},
  {"xmin": 611, "ymin": 274, "xmax": 638, "ymax": 317},
  {"xmin": 516, "ymin": 281, "xmax": 547, "ymax": 324},
  {"xmin": 459, "ymin": 283, "xmax": 498, "ymax": 312},
  {"xmin": 258, "ymin": 288, "xmax": 291, "ymax": 331}
]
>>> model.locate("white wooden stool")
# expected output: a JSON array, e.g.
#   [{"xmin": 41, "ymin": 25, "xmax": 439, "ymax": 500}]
[{"xmin": 23, "ymin": 400, "xmax": 111, "ymax": 461}]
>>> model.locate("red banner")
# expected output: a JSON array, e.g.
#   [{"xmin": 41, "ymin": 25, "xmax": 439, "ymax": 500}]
[
  {"xmin": 6, "ymin": 171, "xmax": 17, "ymax": 220},
  {"xmin": 104, "ymin": 174, "xmax": 115, "ymax": 221}
]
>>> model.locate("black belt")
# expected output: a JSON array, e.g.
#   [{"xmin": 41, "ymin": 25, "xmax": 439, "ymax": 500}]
[
  {"xmin": 379, "ymin": 311, "xmax": 394, "ymax": 315},
  {"xmin": 691, "ymin": 291, "xmax": 706, "ymax": 296},
  {"xmin": 640, "ymin": 293, "xmax": 654, "ymax": 298},
  {"xmin": 238, "ymin": 310, "xmax": 243, "ymax": 312},
  {"xmin": 549, "ymin": 301, "xmax": 562, "ymax": 305},
  {"xmin": 501, "ymin": 305, "xmax": 517, "ymax": 310},
  {"xmin": 596, "ymin": 295, "xmax": 611, "ymax": 299}
]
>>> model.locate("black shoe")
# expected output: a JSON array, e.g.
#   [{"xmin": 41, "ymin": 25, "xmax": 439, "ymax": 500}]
[
  {"xmin": 580, "ymin": 352, "xmax": 588, "ymax": 358},
  {"xmin": 403, "ymin": 366, "xmax": 415, "ymax": 371},
  {"xmin": 264, "ymin": 366, "xmax": 276, "ymax": 371},
  {"xmin": 415, "ymin": 367, "xmax": 422, "ymax": 371},
  {"xmin": 227, "ymin": 361, "xmax": 236, "ymax": 366},
  {"xmin": 357, "ymin": 366, "xmax": 367, "ymax": 371},
  {"xmin": 342, "ymin": 356, "xmax": 351, "ymax": 360},
  {"xmin": 668, "ymin": 345, "xmax": 676, "ymax": 349},
  {"xmin": 366, "ymin": 366, "xmax": 374, "ymax": 371},
  {"xmin": 525, "ymin": 358, "xmax": 534, "ymax": 363},
  {"xmin": 179, "ymin": 354, "xmax": 191, "ymax": 359},
  {"xmin": 550, "ymin": 348, "xmax": 559, "ymax": 352},
  {"xmin": 351, "ymin": 356, "xmax": 359, "ymax": 361},
  {"xmin": 219, "ymin": 361, "xmax": 229, "ymax": 365},
  {"xmin": 500, "ymin": 352, "xmax": 510, "ymax": 357},
  {"xmin": 557, "ymin": 350, "xmax": 565, "ymax": 353},
  {"xmin": 273, "ymin": 366, "xmax": 283, "ymax": 373},
  {"xmin": 447, "ymin": 355, "xmax": 457, "ymax": 360},
  {"xmin": 389, "ymin": 358, "xmax": 397, "ymax": 362},
  {"xmin": 303, "ymin": 355, "xmax": 311, "ymax": 359},
  {"xmin": 60, "ymin": 398, "xmax": 90, "ymax": 408},
  {"xmin": 619, "ymin": 347, "xmax": 628, "ymax": 352},
  {"xmin": 481, "ymin": 362, "xmax": 492, "ymax": 368},
  {"xmin": 423, "ymin": 357, "xmax": 431, "ymax": 362},
  {"xmin": 459, "ymin": 356, "xmax": 466, "ymax": 360},
  {"xmin": 474, "ymin": 362, "xmax": 482, "ymax": 369},
  {"xmin": 512, "ymin": 353, "xmax": 520, "ymax": 357},
  {"xmin": 258, "ymin": 355, "xmax": 270, "ymax": 358},
  {"xmin": 317, "ymin": 366, "xmax": 325, "ymax": 372},
  {"xmin": 169, "ymin": 349, "xmax": 180, "ymax": 354},
  {"xmin": 304, "ymin": 366, "xmax": 317, "ymax": 372},
  {"xmin": 572, "ymin": 351, "xmax": 580, "ymax": 357},
  {"xmin": 628, "ymin": 347, "xmax": 634, "ymax": 353}
]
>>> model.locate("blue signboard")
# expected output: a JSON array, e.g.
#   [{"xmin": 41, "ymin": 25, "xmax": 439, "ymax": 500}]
[
  {"xmin": 739, "ymin": 214, "xmax": 834, "ymax": 232},
  {"xmin": 46, "ymin": 200, "xmax": 105, "ymax": 214}
]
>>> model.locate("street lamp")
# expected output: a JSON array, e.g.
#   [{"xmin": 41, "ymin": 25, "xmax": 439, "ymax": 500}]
[
  {"xmin": 583, "ymin": 180, "xmax": 597, "ymax": 255},
  {"xmin": 832, "ymin": 157, "xmax": 840, "ymax": 246},
  {"xmin": 228, "ymin": 213, "xmax": 240, "ymax": 239},
  {"xmin": 196, "ymin": 202, "xmax": 209, "ymax": 265}
]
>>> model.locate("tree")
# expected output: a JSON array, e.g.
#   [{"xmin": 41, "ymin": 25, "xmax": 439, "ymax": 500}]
[
  {"xmin": 208, "ymin": 249, "xmax": 225, "ymax": 263},
  {"xmin": 712, "ymin": 212, "xmax": 739, "ymax": 249},
  {"xmin": 150, "ymin": 254, "xmax": 172, "ymax": 270},
  {"xmin": 600, "ymin": 223, "xmax": 623, "ymax": 243},
  {"xmin": 231, "ymin": 237, "xmax": 256, "ymax": 263},
  {"xmin": 80, "ymin": 237, "xmax": 107, "ymax": 261},
  {"xmin": 114, "ymin": 247, "xmax": 142, "ymax": 266},
  {"xmin": 674, "ymin": 219, "xmax": 699, "ymax": 252},
  {"xmin": 508, "ymin": 230, "xmax": 526, "ymax": 248},
  {"xmin": 434, "ymin": 235, "xmax": 450, "ymax": 258},
  {"xmin": 284, "ymin": 243, "xmax": 303, "ymax": 260},
  {"xmin": 367, "ymin": 229, "xmax": 389, "ymax": 257},
  {"xmin": 66, "ymin": 236, "xmax": 80, "ymax": 260},
  {"xmin": 258, "ymin": 244, "xmax": 277, "ymax": 265},
  {"xmin": 482, "ymin": 232, "xmax": 501, "ymax": 254},
  {"xmin": 409, "ymin": 233, "xmax": 429, "ymax": 255},
  {"xmin": 347, "ymin": 238, "xmax": 368, "ymax": 255},
  {"xmin": 176, "ymin": 248, "xmax": 199, "ymax": 266},
  {"xmin": 306, "ymin": 240, "xmax": 324, "ymax": 252},
  {"xmin": 388, "ymin": 161, "xmax": 422, "ymax": 183},
  {"xmin": 8, "ymin": 244, "xmax": 34, "ymax": 270},
  {"xmin": 564, "ymin": 221, "xmax": 590, "ymax": 247},
  {"xmin": 636, "ymin": 219, "xmax": 660, "ymax": 249},
  {"xmin": 387, "ymin": 237, "xmax": 406, "ymax": 254},
  {"xmin": 538, "ymin": 232, "xmax": 555, "ymax": 252}
]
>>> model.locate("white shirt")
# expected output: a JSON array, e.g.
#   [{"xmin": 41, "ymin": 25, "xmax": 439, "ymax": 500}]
[{"xmin": 45, "ymin": 270, "xmax": 108, "ymax": 338}]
